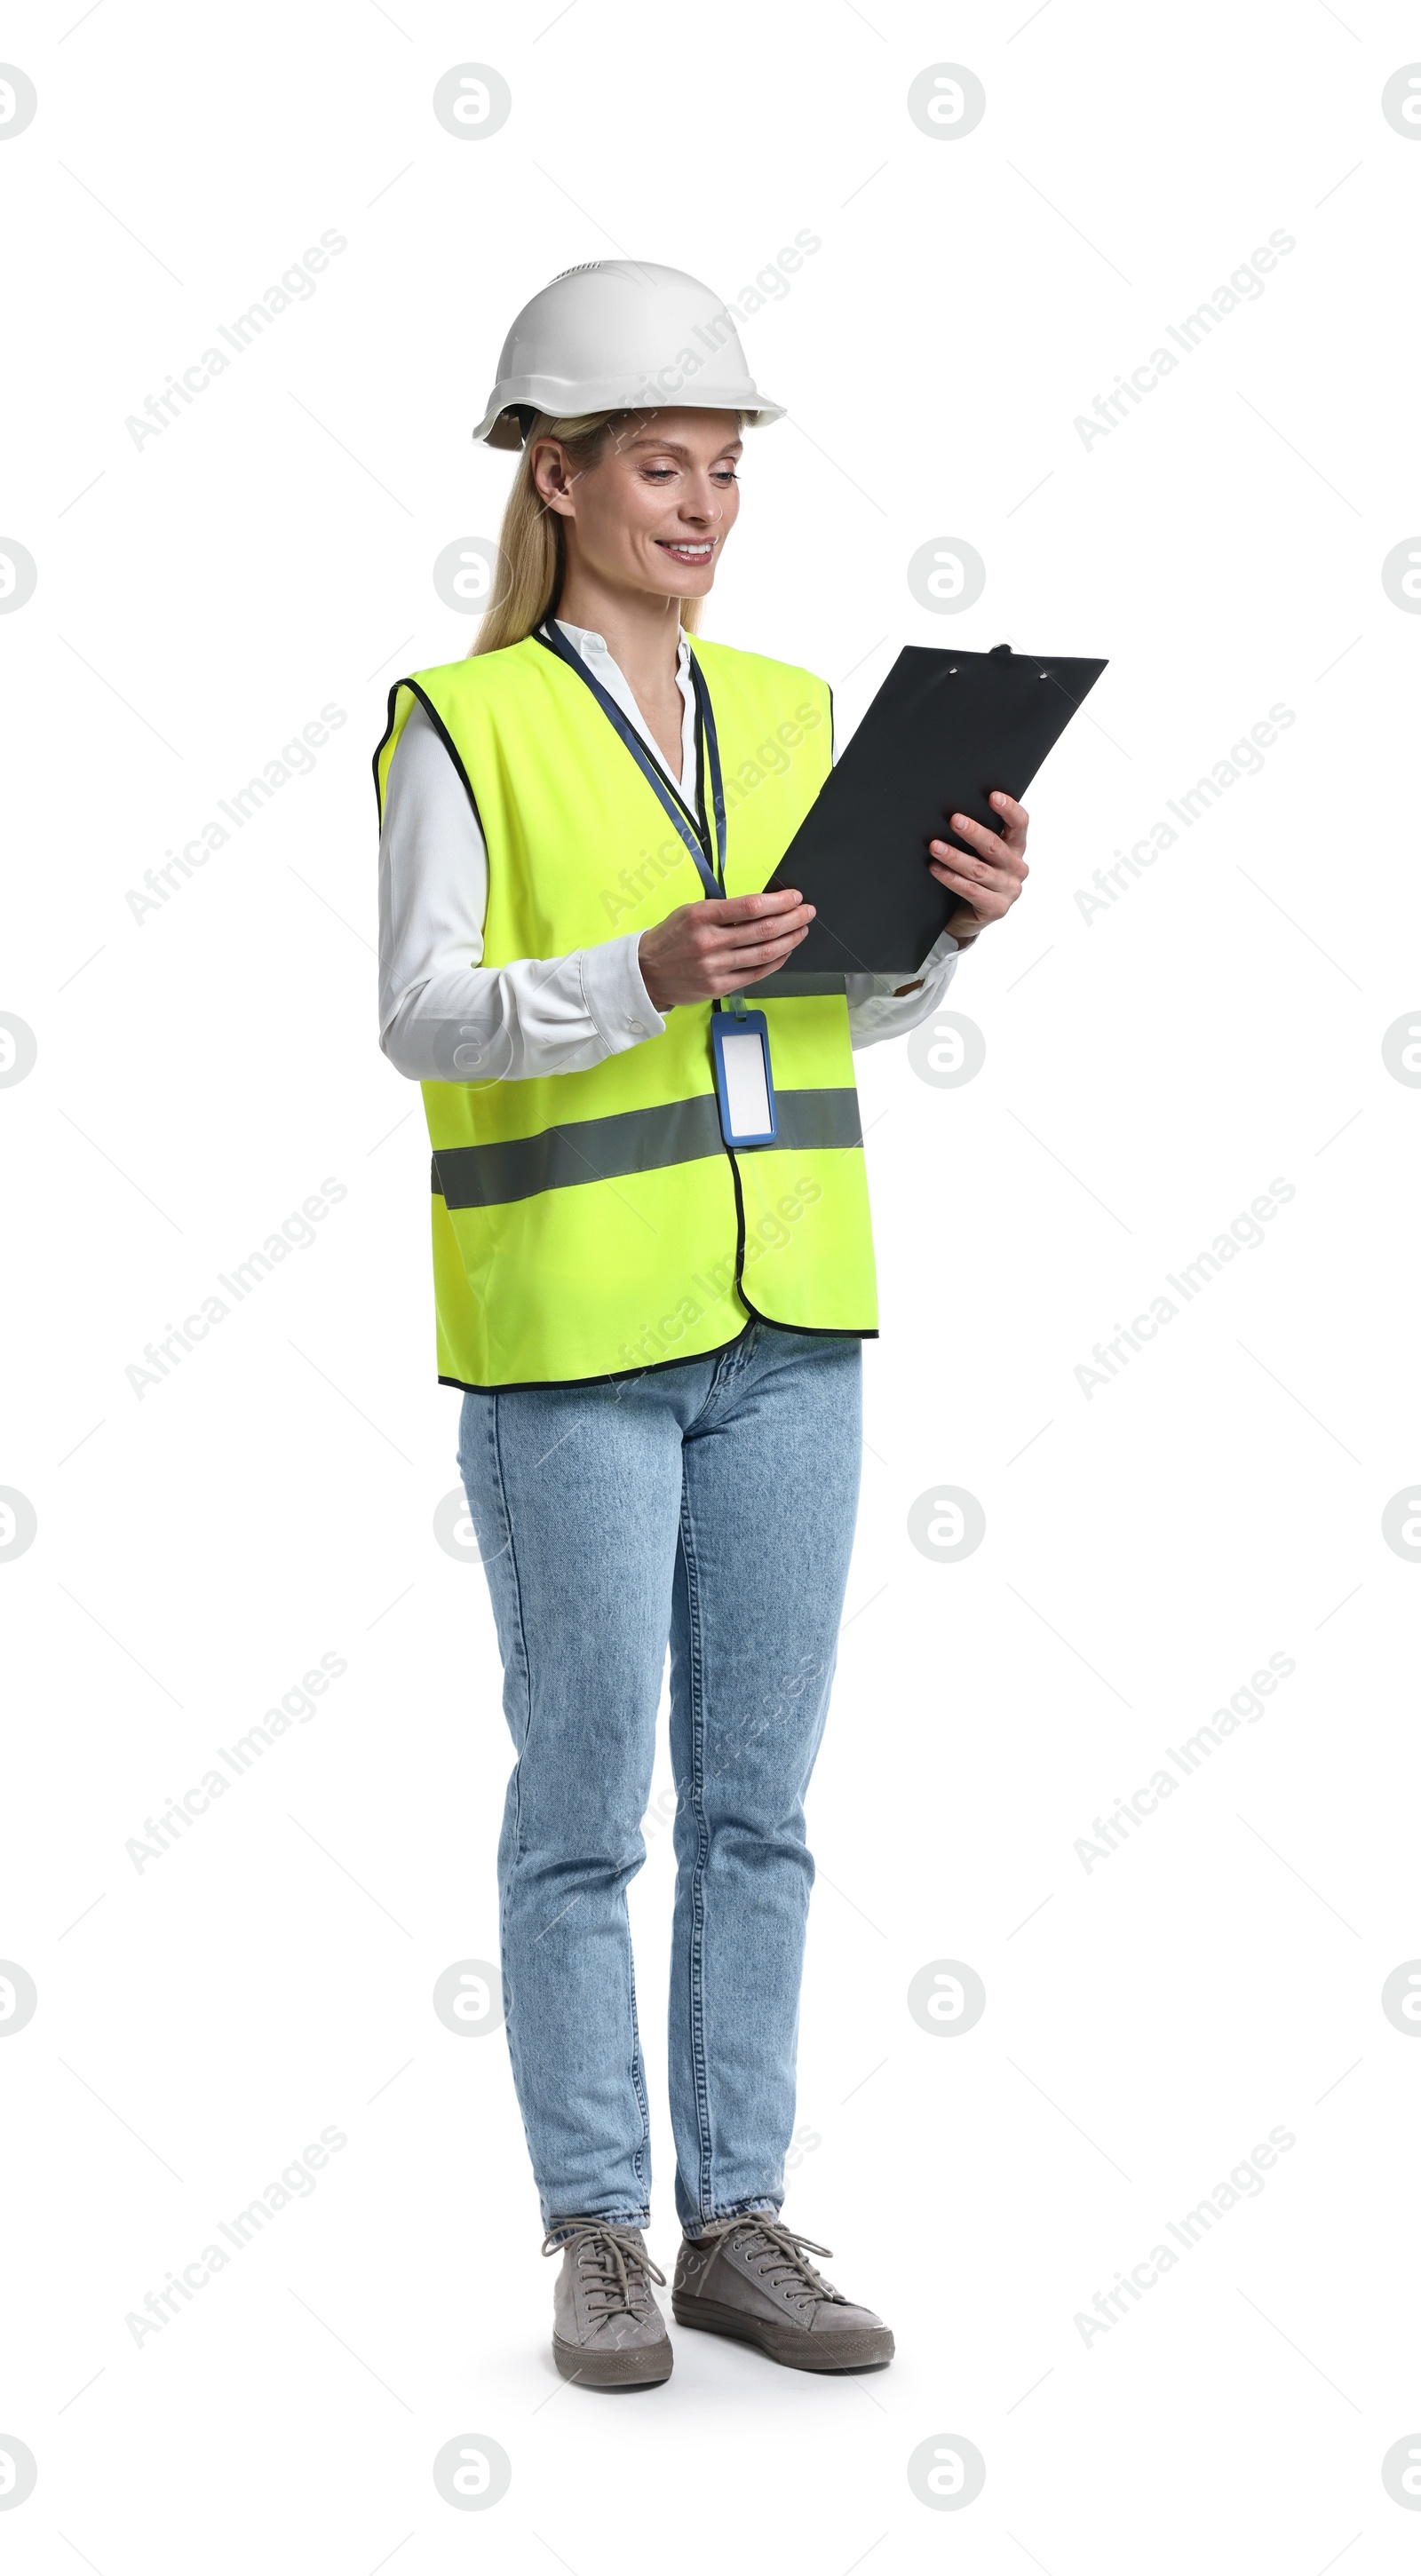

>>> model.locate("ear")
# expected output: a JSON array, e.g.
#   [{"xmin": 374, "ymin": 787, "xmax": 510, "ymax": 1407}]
[{"xmin": 530, "ymin": 438, "xmax": 576, "ymax": 519}]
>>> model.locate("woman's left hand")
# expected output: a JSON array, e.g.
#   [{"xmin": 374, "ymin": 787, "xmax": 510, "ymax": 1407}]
[{"xmin": 928, "ymin": 790, "xmax": 1029, "ymax": 943}]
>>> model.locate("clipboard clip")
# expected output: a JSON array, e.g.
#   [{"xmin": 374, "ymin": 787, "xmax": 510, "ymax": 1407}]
[{"xmin": 990, "ymin": 639, "xmax": 1052, "ymax": 679}]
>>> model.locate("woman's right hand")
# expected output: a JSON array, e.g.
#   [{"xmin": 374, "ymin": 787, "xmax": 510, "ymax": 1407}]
[{"xmin": 639, "ymin": 888, "xmax": 815, "ymax": 1010}]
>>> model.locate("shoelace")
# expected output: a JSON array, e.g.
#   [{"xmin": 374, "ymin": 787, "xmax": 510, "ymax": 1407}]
[
  {"xmin": 701, "ymin": 2215, "xmax": 846, "ymax": 2311},
  {"xmin": 541, "ymin": 2220, "xmax": 667, "ymax": 2325}
]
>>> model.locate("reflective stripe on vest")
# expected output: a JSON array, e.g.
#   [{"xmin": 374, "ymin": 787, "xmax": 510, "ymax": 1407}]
[
  {"xmin": 433, "ymin": 1086, "xmax": 864, "ymax": 1209},
  {"xmin": 374, "ymin": 632, "xmax": 878, "ymax": 1390}
]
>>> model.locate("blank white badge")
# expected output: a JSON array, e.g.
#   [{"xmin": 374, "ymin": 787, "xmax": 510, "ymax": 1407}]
[{"xmin": 720, "ymin": 1026, "xmax": 772, "ymax": 1137}]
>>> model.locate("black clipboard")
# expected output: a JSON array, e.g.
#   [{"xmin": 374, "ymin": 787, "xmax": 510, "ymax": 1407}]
[{"xmin": 755, "ymin": 641, "xmax": 1107, "ymax": 994}]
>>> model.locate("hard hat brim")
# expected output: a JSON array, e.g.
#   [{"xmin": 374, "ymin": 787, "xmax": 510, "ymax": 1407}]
[{"xmin": 473, "ymin": 382, "xmax": 785, "ymax": 446}]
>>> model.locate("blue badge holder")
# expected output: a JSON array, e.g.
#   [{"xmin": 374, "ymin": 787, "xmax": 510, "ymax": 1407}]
[{"xmin": 710, "ymin": 1007, "xmax": 777, "ymax": 1147}]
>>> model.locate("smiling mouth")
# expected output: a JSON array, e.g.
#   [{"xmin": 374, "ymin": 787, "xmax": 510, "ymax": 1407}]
[{"xmin": 655, "ymin": 538, "xmax": 715, "ymax": 563}]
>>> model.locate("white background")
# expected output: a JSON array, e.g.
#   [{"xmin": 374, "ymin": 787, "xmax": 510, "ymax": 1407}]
[{"xmin": 4, "ymin": 0, "xmax": 1421, "ymax": 2564}]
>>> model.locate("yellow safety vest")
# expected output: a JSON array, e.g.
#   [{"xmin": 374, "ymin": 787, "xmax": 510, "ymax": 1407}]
[{"xmin": 374, "ymin": 630, "xmax": 877, "ymax": 1389}]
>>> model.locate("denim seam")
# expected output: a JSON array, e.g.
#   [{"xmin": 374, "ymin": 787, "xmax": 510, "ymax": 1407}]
[
  {"xmin": 626, "ymin": 1946, "xmax": 652, "ymax": 2195},
  {"xmin": 688, "ymin": 1324, "xmax": 750, "ymax": 1425},
  {"xmin": 488, "ymin": 1394, "xmax": 538, "ymax": 2181},
  {"xmin": 488, "ymin": 1396, "xmax": 532, "ymax": 1870},
  {"xmin": 676, "ymin": 1479, "xmax": 717, "ymax": 2222}
]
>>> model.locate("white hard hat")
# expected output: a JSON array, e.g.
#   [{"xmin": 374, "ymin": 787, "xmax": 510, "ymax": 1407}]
[{"xmin": 473, "ymin": 260, "xmax": 785, "ymax": 448}]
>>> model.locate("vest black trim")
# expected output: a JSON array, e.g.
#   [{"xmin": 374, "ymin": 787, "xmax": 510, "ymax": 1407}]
[
  {"xmin": 431, "ymin": 1089, "xmax": 863, "ymax": 1212},
  {"xmin": 373, "ymin": 677, "xmax": 489, "ymax": 846}
]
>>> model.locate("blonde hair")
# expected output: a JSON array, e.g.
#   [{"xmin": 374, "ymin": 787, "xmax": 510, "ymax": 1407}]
[{"xmin": 471, "ymin": 409, "xmax": 708, "ymax": 656}]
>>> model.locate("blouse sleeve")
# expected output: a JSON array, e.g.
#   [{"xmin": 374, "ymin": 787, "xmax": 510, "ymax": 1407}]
[{"xmin": 845, "ymin": 928, "xmax": 963, "ymax": 1050}]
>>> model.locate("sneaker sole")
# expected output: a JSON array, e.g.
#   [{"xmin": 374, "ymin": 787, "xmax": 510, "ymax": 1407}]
[
  {"xmin": 552, "ymin": 2332, "xmax": 673, "ymax": 2389},
  {"xmin": 672, "ymin": 2291, "xmax": 893, "ymax": 2372}
]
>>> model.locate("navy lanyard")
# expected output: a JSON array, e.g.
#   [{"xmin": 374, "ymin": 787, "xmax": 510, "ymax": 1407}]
[{"xmin": 535, "ymin": 620, "xmax": 727, "ymax": 899}]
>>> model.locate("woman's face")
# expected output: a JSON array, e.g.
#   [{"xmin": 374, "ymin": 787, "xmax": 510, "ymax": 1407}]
[{"xmin": 533, "ymin": 408, "xmax": 742, "ymax": 602}]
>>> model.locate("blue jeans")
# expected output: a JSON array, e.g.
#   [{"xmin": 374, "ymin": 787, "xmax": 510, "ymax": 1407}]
[{"xmin": 456, "ymin": 1320, "xmax": 862, "ymax": 2236}]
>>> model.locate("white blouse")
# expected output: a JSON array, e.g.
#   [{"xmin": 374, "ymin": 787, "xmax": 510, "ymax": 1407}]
[{"xmin": 377, "ymin": 619, "xmax": 961, "ymax": 1084}]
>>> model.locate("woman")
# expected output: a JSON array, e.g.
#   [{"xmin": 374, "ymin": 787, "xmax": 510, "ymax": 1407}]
[{"xmin": 376, "ymin": 261, "xmax": 1028, "ymax": 2388}]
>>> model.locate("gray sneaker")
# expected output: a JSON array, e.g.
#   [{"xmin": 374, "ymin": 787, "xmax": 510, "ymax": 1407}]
[
  {"xmin": 542, "ymin": 2218, "xmax": 673, "ymax": 2389},
  {"xmin": 672, "ymin": 2215, "xmax": 893, "ymax": 2371}
]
